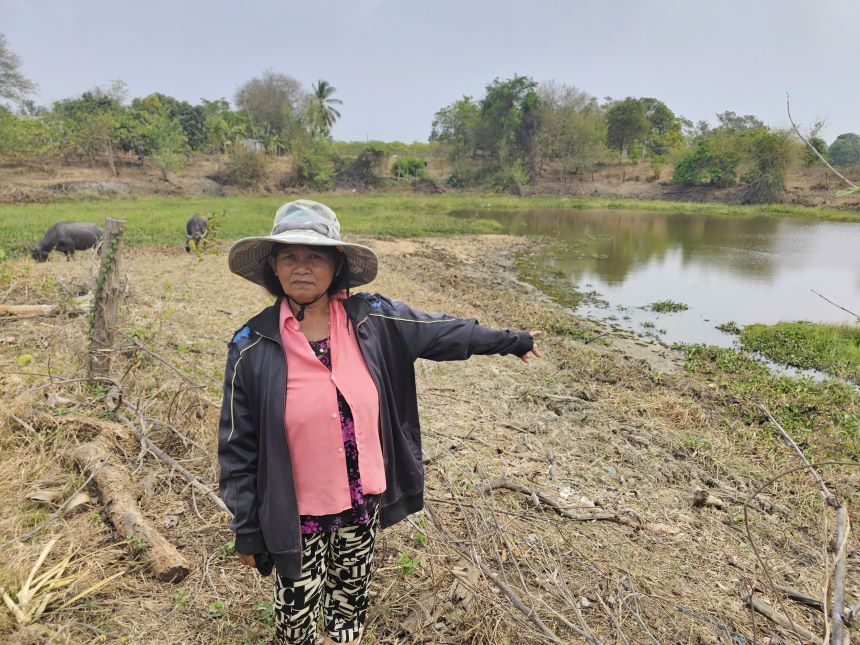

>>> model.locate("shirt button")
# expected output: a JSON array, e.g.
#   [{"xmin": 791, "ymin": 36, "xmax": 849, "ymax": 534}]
[
  {"xmin": 337, "ymin": 447, "xmax": 343, "ymax": 453},
  {"xmin": 331, "ymin": 375, "xmax": 336, "ymax": 382},
  {"xmin": 292, "ymin": 323, "xmax": 300, "ymax": 331},
  {"xmin": 331, "ymin": 412, "xmax": 338, "ymax": 419}
]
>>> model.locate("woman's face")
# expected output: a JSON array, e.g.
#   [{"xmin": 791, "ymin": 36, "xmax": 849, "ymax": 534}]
[{"xmin": 268, "ymin": 244, "xmax": 338, "ymax": 302}]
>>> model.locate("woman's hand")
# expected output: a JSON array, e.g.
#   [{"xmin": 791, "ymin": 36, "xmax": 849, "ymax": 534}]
[
  {"xmin": 237, "ymin": 552, "xmax": 256, "ymax": 568},
  {"xmin": 519, "ymin": 330, "xmax": 543, "ymax": 363}
]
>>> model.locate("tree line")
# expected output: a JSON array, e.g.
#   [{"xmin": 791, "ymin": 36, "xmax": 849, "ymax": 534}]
[{"xmin": 2, "ymin": 34, "xmax": 859, "ymax": 201}]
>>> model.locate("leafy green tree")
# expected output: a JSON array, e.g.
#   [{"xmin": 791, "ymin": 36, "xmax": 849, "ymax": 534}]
[
  {"xmin": 475, "ymin": 75, "xmax": 540, "ymax": 168},
  {"xmin": 605, "ymin": 98, "xmax": 648, "ymax": 156},
  {"xmin": 234, "ymin": 71, "xmax": 306, "ymax": 139},
  {"xmin": 0, "ymin": 34, "xmax": 35, "ymax": 103},
  {"xmin": 307, "ymin": 80, "xmax": 342, "ymax": 137},
  {"xmin": 52, "ymin": 91, "xmax": 122, "ymax": 170},
  {"xmin": 829, "ymin": 133, "xmax": 860, "ymax": 166},
  {"xmin": 640, "ymin": 98, "xmax": 682, "ymax": 156},
  {"xmin": 429, "ymin": 96, "xmax": 480, "ymax": 162},
  {"xmin": 672, "ymin": 140, "xmax": 739, "ymax": 187},
  {"xmin": 147, "ymin": 112, "xmax": 188, "ymax": 180},
  {"xmin": 0, "ymin": 108, "xmax": 60, "ymax": 168},
  {"xmin": 715, "ymin": 111, "xmax": 765, "ymax": 133},
  {"xmin": 130, "ymin": 93, "xmax": 206, "ymax": 150},
  {"xmin": 803, "ymin": 136, "xmax": 828, "ymax": 167}
]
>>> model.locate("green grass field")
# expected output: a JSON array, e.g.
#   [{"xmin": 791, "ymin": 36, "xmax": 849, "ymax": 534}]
[
  {"xmin": 741, "ymin": 321, "xmax": 860, "ymax": 384},
  {"xmin": 1, "ymin": 192, "xmax": 858, "ymax": 258}
]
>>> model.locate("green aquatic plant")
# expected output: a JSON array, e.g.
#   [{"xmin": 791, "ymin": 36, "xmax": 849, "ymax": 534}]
[{"xmin": 649, "ymin": 300, "xmax": 689, "ymax": 313}]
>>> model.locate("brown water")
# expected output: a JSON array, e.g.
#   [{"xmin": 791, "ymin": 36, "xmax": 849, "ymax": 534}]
[{"xmin": 453, "ymin": 209, "xmax": 860, "ymax": 346}]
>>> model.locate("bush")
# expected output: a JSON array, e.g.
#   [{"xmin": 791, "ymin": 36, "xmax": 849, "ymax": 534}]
[
  {"xmin": 487, "ymin": 164, "xmax": 528, "ymax": 195},
  {"xmin": 445, "ymin": 166, "xmax": 482, "ymax": 189},
  {"xmin": 335, "ymin": 146, "xmax": 385, "ymax": 188},
  {"xmin": 672, "ymin": 140, "xmax": 739, "ymax": 187},
  {"xmin": 740, "ymin": 130, "xmax": 794, "ymax": 204},
  {"xmin": 210, "ymin": 148, "xmax": 269, "ymax": 188},
  {"xmin": 294, "ymin": 146, "xmax": 336, "ymax": 191},
  {"xmin": 391, "ymin": 157, "xmax": 427, "ymax": 178}
]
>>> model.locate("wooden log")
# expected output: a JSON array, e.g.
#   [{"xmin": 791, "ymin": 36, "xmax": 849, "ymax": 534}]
[
  {"xmin": 748, "ymin": 596, "xmax": 816, "ymax": 643},
  {"xmin": 73, "ymin": 436, "xmax": 190, "ymax": 582},
  {"xmin": 0, "ymin": 304, "xmax": 88, "ymax": 318},
  {"xmin": 831, "ymin": 504, "xmax": 849, "ymax": 644},
  {"xmin": 88, "ymin": 218, "xmax": 126, "ymax": 380}
]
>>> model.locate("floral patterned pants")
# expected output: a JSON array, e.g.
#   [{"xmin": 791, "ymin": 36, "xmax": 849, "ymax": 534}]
[{"xmin": 273, "ymin": 512, "xmax": 379, "ymax": 645}]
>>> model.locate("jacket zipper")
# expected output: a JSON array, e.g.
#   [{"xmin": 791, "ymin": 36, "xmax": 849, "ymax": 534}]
[{"xmin": 255, "ymin": 329, "xmax": 304, "ymax": 571}]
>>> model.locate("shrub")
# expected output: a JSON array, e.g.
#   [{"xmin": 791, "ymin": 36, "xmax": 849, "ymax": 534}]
[
  {"xmin": 294, "ymin": 146, "xmax": 336, "ymax": 191},
  {"xmin": 487, "ymin": 164, "xmax": 528, "ymax": 194},
  {"xmin": 445, "ymin": 166, "xmax": 482, "ymax": 189},
  {"xmin": 391, "ymin": 156, "xmax": 427, "ymax": 178},
  {"xmin": 672, "ymin": 140, "xmax": 739, "ymax": 187},
  {"xmin": 335, "ymin": 145, "xmax": 385, "ymax": 188},
  {"xmin": 211, "ymin": 148, "xmax": 269, "ymax": 188},
  {"xmin": 740, "ymin": 130, "xmax": 794, "ymax": 204}
]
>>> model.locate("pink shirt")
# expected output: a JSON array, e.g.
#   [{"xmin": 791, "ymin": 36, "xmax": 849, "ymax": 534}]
[{"xmin": 279, "ymin": 295, "xmax": 386, "ymax": 516}]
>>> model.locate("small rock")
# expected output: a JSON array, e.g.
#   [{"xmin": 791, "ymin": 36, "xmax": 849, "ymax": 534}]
[
  {"xmin": 693, "ymin": 489, "xmax": 725, "ymax": 509},
  {"xmin": 646, "ymin": 522, "xmax": 681, "ymax": 537}
]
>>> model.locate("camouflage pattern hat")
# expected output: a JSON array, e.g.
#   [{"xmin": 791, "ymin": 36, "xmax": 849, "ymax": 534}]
[{"xmin": 227, "ymin": 200, "xmax": 378, "ymax": 288}]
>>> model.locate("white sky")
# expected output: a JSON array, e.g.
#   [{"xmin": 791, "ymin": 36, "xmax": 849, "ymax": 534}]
[{"xmin": 3, "ymin": 0, "xmax": 858, "ymax": 143}]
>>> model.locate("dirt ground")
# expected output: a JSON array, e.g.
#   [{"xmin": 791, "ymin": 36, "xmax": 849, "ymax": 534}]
[{"xmin": 0, "ymin": 235, "xmax": 857, "ymax": 644}]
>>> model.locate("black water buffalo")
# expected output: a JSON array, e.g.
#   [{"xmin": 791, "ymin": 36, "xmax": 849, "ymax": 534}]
[
  {"xmin": 31, "ymin": 222, "xmax": 103, "ymax": 262},
  {"xmin": 185, "ymin": 213, "xmax": 208, "ymax": 252}
]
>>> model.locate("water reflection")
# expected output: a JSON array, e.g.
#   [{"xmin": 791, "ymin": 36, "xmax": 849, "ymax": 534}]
[{"xmin": 453, "ymin": 209, "xmax": 860, "ymax": 346}]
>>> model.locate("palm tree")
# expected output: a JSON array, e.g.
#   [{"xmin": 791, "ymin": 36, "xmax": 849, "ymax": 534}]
[{"xmin": 309, "ymin": 80, "xmax": 342, "ymax": 136}]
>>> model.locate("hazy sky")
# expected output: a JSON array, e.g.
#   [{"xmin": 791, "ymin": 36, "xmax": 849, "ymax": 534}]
[{"xmin": 3, "ymin": 0, "xmax": 858, "ymax": 143}]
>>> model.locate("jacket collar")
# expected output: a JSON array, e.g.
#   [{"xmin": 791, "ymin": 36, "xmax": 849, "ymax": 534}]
[{"xmin": 247, "ymin": 294, "xmax": 373, "ymax": 340}]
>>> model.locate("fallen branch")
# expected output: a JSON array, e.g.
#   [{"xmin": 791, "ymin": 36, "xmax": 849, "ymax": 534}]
[
  {"xmin": 810, "ymin": 289, "xmax": 859, "ymax": 320},
  {"xmin": 479, "ymin": 477, "xmax": 639, "ymax": 528},
  {"xmin": 425, "ymin": 504, "xmax": 568, "ymax": 644},
  {"xmin": 773, "ymin": 585, "xmax": 824, "ymax": 612},
  {"xmin": 120, "ymin": 332, "xmax": 206, "ymax": 390},
  {"xmin": 786, "ymin": 94, "xmax": 859, "ymax": 192},
  {"xmin": 116, "ymin": 412, "xmax": 229, "ymax": 515},
  {"xmin": 748, "ymin": 596, "xmax": 816, "ymax": 643},
  {"xmin": 831, "ymin": 504, "xmax": 849, "ymax": 644},
  {"xmin": 742, "ymin": 462, "xmax": 860, "ymax": 645},
  {"xmin": 759, "ymin": 403, "xmax": 837, "ymax": 506},
  {"xmin": 0, "ymin": 469, "xmax": 101, "ymax": 550},
  {"xmin": 73, "ymin": 436, "xmax": 190, "ymax": 582},
  {"xmin": 0, "ymin": 304, "xmax": 88, "ymax": 318}
]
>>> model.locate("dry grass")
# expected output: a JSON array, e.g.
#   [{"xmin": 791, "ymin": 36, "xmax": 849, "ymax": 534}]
[{"xmin": 0, "ymin": 235, "xmax": 856, "ymax": 643}]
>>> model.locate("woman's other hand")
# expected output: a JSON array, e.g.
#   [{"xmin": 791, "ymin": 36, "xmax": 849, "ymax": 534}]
[
  {"xmin": 237, "ymin": 552, "xmax": 256, "ymax": 567},
  {"xmin": 519, "ymin": 330, "xmax": 542, "ymax": 363}
]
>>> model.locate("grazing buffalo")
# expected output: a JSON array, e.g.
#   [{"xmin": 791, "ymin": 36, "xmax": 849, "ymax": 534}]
[
  {"xmin": 31, "ymin": 222, "xmax": 103, "ymax": 262},
  {"xmin": 185, "ymin": 213, "xmax": 209, "ymax": 252}
]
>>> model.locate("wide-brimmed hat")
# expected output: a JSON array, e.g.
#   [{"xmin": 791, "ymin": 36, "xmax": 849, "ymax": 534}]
[{"xmin": 228, "ymin": 200, "xmax": 378, "ymax": 288}]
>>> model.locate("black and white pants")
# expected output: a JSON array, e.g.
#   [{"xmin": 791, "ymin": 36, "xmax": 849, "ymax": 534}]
[{"xmin": 273, "ymin": 514, "xmax": 378, "ymax": 644}]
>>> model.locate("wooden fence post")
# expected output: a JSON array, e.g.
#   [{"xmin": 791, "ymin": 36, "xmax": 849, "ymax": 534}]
[{"xmin": 88, "ymin": 218, "xmax": 125, "ymax": 380}]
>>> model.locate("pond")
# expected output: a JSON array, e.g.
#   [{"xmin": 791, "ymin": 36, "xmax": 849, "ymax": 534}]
[{"xmin": 453, "ymin": 209, "xmax": 860, "ymax": 347}]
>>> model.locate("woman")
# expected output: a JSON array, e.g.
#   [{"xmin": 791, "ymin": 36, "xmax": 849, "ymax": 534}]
[{"xmin": 219, "ymin": 200, "xmax": 540, "ymax": 645}]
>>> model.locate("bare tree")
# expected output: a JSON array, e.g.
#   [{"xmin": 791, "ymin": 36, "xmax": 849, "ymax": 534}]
[
  {"xmin": 0, "ymin": 34, "xmax": 36, "ymax": 103},
  {"xmin": 234, "ymin": 70, "xmax": 306, "ymax": 138}
]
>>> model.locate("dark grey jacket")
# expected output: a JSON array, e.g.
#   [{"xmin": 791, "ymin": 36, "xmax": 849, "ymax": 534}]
[{"xmin": 217, "ymin": 292, "xmax": 533, "ymax": 578}]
